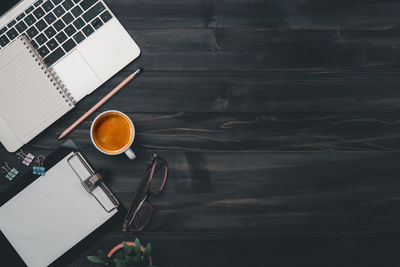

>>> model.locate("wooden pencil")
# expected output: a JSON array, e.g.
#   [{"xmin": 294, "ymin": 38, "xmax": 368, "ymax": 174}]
[{"xmin": 58, "ymin": 67, "xmax": 143, "ymax": 140}]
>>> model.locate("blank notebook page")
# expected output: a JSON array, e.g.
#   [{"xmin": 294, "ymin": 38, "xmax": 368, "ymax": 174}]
[{"xmin": 0, "ymin": 37, "xmax": 72, "ymax": 148}]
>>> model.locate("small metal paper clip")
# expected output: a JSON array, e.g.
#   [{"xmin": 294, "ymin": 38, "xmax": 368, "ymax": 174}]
[
  {"xmin": 16, "ymin": 149, "xmax": 35, "ymax": 166},
  {"xmin": 1, "ymin": 162, "xmax": 19, "ymax": 181},
  {"xmin": 82, "ymin": 173, "xmax": 103, "ymax": 193},
  {"xmin": 33, "ymin": 155, "xmax": 46, "ymax": 176}
]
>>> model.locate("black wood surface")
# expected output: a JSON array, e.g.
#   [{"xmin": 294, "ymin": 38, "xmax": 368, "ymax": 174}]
[{"xmin": 2, "ymin": 0, "xmax": 400, "ymax": 266}]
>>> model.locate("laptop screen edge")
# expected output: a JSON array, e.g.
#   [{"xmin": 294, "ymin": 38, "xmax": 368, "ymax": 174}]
[{"xmin": 0, "ymin": 0, "xmax": 26, "ymax": 21}]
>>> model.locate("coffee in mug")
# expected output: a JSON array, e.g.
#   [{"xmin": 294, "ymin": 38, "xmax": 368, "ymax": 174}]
[{"xmin": 90, "ymin": 110, "xmax": 136, "ymax": 159}]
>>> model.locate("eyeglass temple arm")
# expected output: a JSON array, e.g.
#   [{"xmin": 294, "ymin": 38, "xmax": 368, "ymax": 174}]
[{"xmin": 123, "ymin": 158, "xmax": 158, "ymax": 227}]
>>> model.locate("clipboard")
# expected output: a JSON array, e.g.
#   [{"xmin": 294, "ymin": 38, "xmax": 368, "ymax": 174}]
[
  {"xmin": 67, "ymin": 152, "xmax": 119, "ymax": 213},
  {"xmin": 0, "ymin": 150, "xmax": 120, "ymax": 267}
]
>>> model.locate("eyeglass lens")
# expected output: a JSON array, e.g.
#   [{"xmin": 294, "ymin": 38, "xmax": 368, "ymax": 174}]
[{"xmin": 124, "ymin": 155, "xmax": 168, "ymax": 232}]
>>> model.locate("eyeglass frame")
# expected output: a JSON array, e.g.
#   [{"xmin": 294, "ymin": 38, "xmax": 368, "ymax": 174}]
[{"xmin": 122, "ymin": 154, "xmax": 168, "ymax": 232}]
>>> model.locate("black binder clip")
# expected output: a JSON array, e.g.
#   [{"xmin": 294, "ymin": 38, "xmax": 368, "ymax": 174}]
[
  {"xmin": 33, "ymin": 155, "xmax": 46, "ymax": 176},
  {"xmin": 16, "ymin": 149, "xmax": 35, "ymax": 166}
]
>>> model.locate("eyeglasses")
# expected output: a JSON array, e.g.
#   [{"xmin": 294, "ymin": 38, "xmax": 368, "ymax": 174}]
[{"xmin": 122, "ymin": 154, "xmax": 168, "ymax": 232}]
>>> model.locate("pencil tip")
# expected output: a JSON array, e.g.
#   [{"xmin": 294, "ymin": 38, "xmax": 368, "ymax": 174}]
[{"xmin": 132, "ymin": 67, "xmax": 143, "ymax": 76}]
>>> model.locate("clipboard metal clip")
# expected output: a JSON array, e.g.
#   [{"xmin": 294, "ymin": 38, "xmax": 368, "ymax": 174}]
[
  {"xmin": 67, "ymin": 152, "xmax": 119, "ymax": 213},
  {"xmin": 82, "ymin": 173, "xmax": 103, "ymax": 193}
]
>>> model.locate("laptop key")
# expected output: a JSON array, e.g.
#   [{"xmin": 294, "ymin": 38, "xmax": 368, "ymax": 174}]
[
  {"xmin": 44, "ymin": 26, "xmax": 56, "ymax": 38},
  {"xmin": 26, "ymin": 26, "xmax": 39, "ymax": 38},
  {"xmin": 55, "ymin": 31, "xmax": 67, "ymax": 43},
  {"xmin": 16, "ymin": 13, "xmax": 26, "ymax": 21},
  {"xmin": 80, "ymin": 0, "xmax": 97, "ymax": 10},
  {"xmin": 25, "ymin": 6, "xmax": 35, "ymax": 14},
  {"xmin": 62, "ymin": 0, "xmax": 74, "ymax": 11},
  {"xmin": 51, "ymin": 0, "xmax": 63, "ymax": 5},
  {"xmin": 36, "ymin": 33, "xmax": 48, "ymax": 46},
  {"xmin": 46, "ymin": 38, "xmax": 58, "ymax": 50},
  {"xmin": 42, "ymin": 0, "xmax": 54, "ymax": 12},
  {"xmin": 0, "ymin": 27, "xmax": 7, "ymax": 35},
  {"xmin": 35, "ymin": 19, "xmax": 47, "ymax": 31},
  {"xmin": 6, "ymin": 29, "xmax": 18, "ymax": 40},
  {"xmin": 24, "ymin": 14, "xmax": 36, "ymax": 26},
  {"xmin": 71, "ymin": 6, "xmax": 83, "ymax": 17},
  {"xmin": 82, "ymin": 24, "xmax": 94, "ymax": 37},
  {"xmin": 44, "ymin": 13, "xmax": 56, "ymax": 24},
  {"xmin": 34, "ymin": 0, "xmax": 43, "ymax": 7},
  {"xmin": 7, "ymin": 20, "xmax": 16, "ymax": 28},
  {"xmin": 73, "ymin": 0, "xmax": 81, "ymax": 3},
  {"xmin": 38, "ymin": 45, "xmax": 50, "ymax": 57},
  {"xmin": 54, "ymin": 6, "xmax": 65, "ymax": 17},
  {"xmin": 62, "ymin": 13, "xmax": 74, "ymax": 24},
  {"xmin": 44, "ymin": 47, "xmax": 65, "ymax": 65},
  {"xmin": 83, "ymin": 3, "xmax": 105, "ymax": 23},
  {"xmin": 91, "ymin": 17, "xmax": 103, "ymax": 29},
  {"xmin": 30, "ymin": 39, "xmax": 39, "ymax": 49},
  {"xmin": 0, "ymin": 35, "xmax": 10, "ymax": 47},
  {"xmin": 100, "ymin": 11, "xmax": 112, "ymax": 23},
  {"xmin": 73, "ymin": 31, "xmax": 85, "ymax": 43},
  {"xmin": 62, "ymin": 38, "xmax": 76, "ymax": 52},
  {"xmin": 15, "ymin": 21, "xmax": 28, "ymax": 33},
  {"xmin": 33, "ymin": 7, "xmax": 45, "ymax": 19},
  {"xmin": 64, "ymin": 25, "xmax": 76, "ymax": 36},
  {"xmin": 73, "ymin": 18, "xmax": 85, "ymax": 29},
  {"xmin": 53, "ymin": 19, "xmax": 65, "ymax": 31}
]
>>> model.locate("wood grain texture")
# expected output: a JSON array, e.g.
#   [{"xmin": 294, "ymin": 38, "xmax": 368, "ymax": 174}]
[
  {"xmin": 72, "ymin": 71, "xmax": 400, "ymax": 112},
  {"xmin": 1, "ymin": 0, "xmax": 400, "ymax": 266},
  {"xmin": 105, "ymin": 0, "xmax": 400, "ymax": 30},
  {"xmin": 118, "ymin": 29, "xmax": 400, "ymax": 71}
]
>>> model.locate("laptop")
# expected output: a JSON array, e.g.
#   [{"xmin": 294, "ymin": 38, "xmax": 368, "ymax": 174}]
[{"xmin": 0, "ymin": 0, "xmax": 140, "ymax": 103}]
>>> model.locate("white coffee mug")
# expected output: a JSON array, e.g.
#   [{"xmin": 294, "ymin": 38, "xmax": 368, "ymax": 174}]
[{"xmin": 90, "ymin": 110, "xmax": 136, "ymax": 160}]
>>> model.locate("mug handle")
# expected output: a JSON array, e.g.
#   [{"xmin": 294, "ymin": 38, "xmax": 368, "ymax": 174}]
[{"xmin": 125, "ymin": 148, "xmax": 136, "ymax": 160}]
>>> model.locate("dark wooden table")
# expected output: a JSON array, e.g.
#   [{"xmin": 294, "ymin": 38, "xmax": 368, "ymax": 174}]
[{"xmin": 3, "ymin": 0, "xmax": 400, "ymax": 266}]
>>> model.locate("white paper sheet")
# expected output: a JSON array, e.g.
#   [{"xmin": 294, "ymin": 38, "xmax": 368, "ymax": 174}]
[
  {"xmin": 0, "ymin": 37, "xmax": 73, "ymax": 152},
  {"xmin": 0, "ymin": 152, "xmax": 117, "ymax": 267}
]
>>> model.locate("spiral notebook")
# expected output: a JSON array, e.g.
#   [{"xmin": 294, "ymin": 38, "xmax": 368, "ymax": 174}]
[{"xmin": 0, "ymin": 36, "xmax": 76, "ymax": 152}]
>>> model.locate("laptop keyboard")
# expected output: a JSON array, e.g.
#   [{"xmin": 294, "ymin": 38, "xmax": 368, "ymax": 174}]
[{"xmin": 0, "ymin": 0, "xmax": 113, "ymax": 66}]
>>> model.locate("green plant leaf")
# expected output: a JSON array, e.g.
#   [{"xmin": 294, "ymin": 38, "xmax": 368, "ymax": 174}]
[
  {"xmin": 98, "ymin": 249, "xmax": 107, "ymax": 260},
  {"xmin": 116, "ymin": 262, "xmax": 127, "ymax": 267},
  {"xmin": 135, "ymin": 238, "xmax": 141, "ymax": 257},
  {"xmin": 123, "ymin": 241, "xmax": 134, "ymax": 255},
  {"xmin": 114, "ymin": 258, "xmax": 127, "ymax": 267},
  {"xmin": 87, "ymin": 256, "xmax": 106, "ymax": 264},
  {"xmin": 143, "ymin": 243, "xmax": 151, "ymax": 259},
  {"xmin": 125, "ymin": 255, "xmax": 138, "ymax": 264},
  {"xmin": 116, "ymin": 251, "xmax": 125, "ymax": 260}
]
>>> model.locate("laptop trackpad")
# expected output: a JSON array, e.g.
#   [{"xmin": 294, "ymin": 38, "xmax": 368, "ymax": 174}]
[
  {"xmin": 77, "ymin": 18, "xmax": 140, "ymax": 82},
  {"xmin": 52, "ymin": 50, "xmax": 101, "ymax": 103}
]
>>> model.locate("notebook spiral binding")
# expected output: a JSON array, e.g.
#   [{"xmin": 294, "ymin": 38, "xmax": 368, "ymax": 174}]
[{"xmin": 20, "ymin": 36, "xmax": 76, "ymax": 107}]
